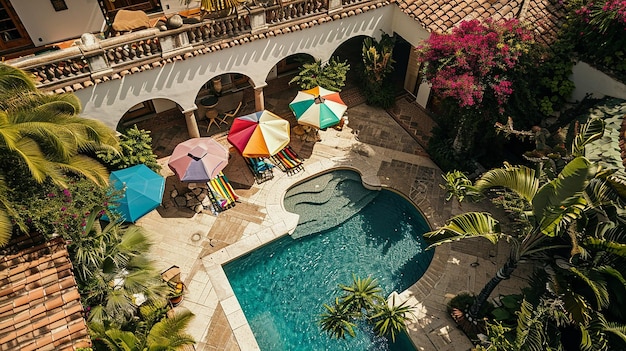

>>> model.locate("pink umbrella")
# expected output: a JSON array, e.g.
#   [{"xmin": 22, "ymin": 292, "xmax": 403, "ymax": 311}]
[{"xmin": 168, "ymin": 138, "xmax": 229, "ymax": 182}]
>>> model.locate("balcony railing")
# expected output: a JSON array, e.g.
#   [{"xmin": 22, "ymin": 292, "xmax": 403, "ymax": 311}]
[{"xmin": 7, "ymin": 0, "xmax": 377, "ymax": 91}]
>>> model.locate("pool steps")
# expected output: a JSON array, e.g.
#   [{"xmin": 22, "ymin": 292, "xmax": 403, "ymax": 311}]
[{"xmin": 284, "ymin": 170, "xmax": 378, "ymax": 239}]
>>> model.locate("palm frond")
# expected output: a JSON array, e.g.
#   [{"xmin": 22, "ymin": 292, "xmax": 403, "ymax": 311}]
[
  {"xmin": 474, "ymin": 163, "xmax": 539, "ymax": 204},
  {"xmin": 147, "ymin": 309, "xmax": 195, "ymax": 348},
  {"xmin": 570, "ymin": 267, "xmax": 610, "ymax": 309},
  {"xmin": 532, "ymin": 156, "xmax": 593, "ymax": 228},
  {"xmin": 319, "ymin": 298, "xmax": 357, "ymax": 339},
  {"xmin": 514, "ymin": 299, "xmax": 547, "ymax": 351},
  {"xmin": 584, "ymin": 237, "xmax": 626, "ymax": 257},
  {"xmin": 572, "ymin": 117, "xmax": 605, "ymax": 157},
  {"xmin": 538, "ymin": 195, "xmax": 587, "ymax": 237},
  {"xmin": 424, "ymin": 212, "xmax": 504, "ymax": 248},
  {"xmin": 339, "ymin": 275, "xmax": 383, "ymax": 314},
  {"xmin": 605, "ymin": 321, "xmax": 626, "ymax": 345},
  {"xmin": 60, "ymin": 155, "xmax": 110, "ymax": 186}
]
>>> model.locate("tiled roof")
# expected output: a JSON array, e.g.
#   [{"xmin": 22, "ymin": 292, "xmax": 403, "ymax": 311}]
[
  {"xmin": 0, "ymin": 236, "xmax": 90, "ymax": 351},
  {"xmin": 396, "ymin": 0, "xmax": 566, "ymax": 45},
  {"xmin": 520, "ymin": 0, "xmax": 567, "ymax": 45}
]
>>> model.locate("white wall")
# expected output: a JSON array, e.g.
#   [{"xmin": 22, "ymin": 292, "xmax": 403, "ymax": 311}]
[
  {"xmin": 391, "ymin": 6, "xmax": 430, "ymax": 47},
  {"xmin": 571, "ymin": 61, "xmax": 626, "ymax": 101},
  {"xmin": 10, "ymin": 0, "xmax": 105, "ymax": 46},
  {"xmin": 153, "ymin": 98, "xmax": 178, "ymax": 113},
  {"xmin": 74, "ymin": 6, "xmax": 394, "ymax": 129}
]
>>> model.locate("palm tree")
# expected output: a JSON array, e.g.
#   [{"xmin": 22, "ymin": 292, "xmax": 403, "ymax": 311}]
[
  {"xmin": 320, "ymin": 276, "xmax": 415, "ymax": 343},
  {"xmin": 319, "ymin": 298, "xmax": 357, "ymax": 339},
  {"xmin": 426, "ymin": 118, "xmax": 609, "ymax": 323},
  {"xmin": 370, "ymin": 294, "xmax": 414, "ymax": 342},
  {"xmin": 0, "ymin": 63, "xmax": 119, "ymax": 246},
  {"xmin": 90, "ymin": 304, "xmax": 195, "ymax": 351},
  {"xmin": 339, "ymin": 275, "xmax": 383, "ymax": 315},
  {"xmin": 72, "ymin": 212, "xmax": 168, "ymax": 326}
]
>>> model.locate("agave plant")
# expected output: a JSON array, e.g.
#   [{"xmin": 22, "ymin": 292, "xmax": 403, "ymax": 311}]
[
  {"xmin": 370, "ymin": 294, "xmax": 414, "ymax": 342},
  {"xmin": 338, "ymin": 275, "xmax": 383, "ymax": 315},
  {"xmin": 319, "ymin": 298, "xmax": 357, "ymax": 339}
]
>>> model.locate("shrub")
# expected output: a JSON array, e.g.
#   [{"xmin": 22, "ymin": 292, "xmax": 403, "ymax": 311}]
[
  {"xmin": 97, "ymin": 125, "xmax": 161, "ymax": 172},
  {"xmin": 289, "ymin": 57, "xmax": 350, "ymax": 91},
  {"xmin": 9, "ymin": 177, "xmax": 114, "ymax": 241},
  {"xmin": 417, "ymin": 18, "xmax": 534, "ymax": 113},
  {"xmin": 361, "ymin": 32, "xmax": 397, "ymax": 108}
]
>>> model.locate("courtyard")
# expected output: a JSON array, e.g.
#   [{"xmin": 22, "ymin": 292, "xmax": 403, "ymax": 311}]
[{"xmin": 131, "ymin": 83, "xmax": 533, "ymax": 351}]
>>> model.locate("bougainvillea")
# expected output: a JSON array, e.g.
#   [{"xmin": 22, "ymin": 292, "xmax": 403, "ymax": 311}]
[
  {"xmin": 564, "ymin": 0, "xmax": 626, "ymax": 77},
  {"xmin": 417, "ymin": 18, "xmax": 534, "ymax": 112},
  {"xmin": 10, "ymin": 177, "xmax": 115, "ymax": 241}
]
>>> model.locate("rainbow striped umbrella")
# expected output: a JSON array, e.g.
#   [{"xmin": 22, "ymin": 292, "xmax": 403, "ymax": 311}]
[
  {"xmin": 289, "ymin": 86, "xmax": 347, "ymax": 129},
  {"xmin": 227, "ymin": 110, "xmax": 290, "ymax": 158}
]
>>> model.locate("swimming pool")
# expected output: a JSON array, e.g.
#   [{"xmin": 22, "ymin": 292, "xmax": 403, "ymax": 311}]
[{"xmin": 223, "ymin": 170, "xmax": 433, "ymax": 350}]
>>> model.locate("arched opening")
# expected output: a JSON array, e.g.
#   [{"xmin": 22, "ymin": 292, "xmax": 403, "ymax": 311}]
[
  {"xmin": 194, "ymin": 73, "xmax": 255, "ymax": 135},
  {"xmin": 117, "ymin": 98, "xmax": 187, "ymax": 158}
]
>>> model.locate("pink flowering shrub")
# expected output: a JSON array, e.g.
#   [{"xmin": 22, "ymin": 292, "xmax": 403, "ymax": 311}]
[
  {"xmin": 565, "ymin": 0, "xmax": 626, "ymax": 77},
  {"xmin": 417, "ymin": 19, "xmax": 534, "ymax": 112},
  {"xmin": 10, "ymin": 177, "xmax": 115, "ymax": 240}
]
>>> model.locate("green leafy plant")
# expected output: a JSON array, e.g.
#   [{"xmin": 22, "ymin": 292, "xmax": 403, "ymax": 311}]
[
  {"xmin": 289, "ymin": 57, "xmax": 350, "ymax": 91},
  {"xmin": 361, "ymin": 32, "xmax": 396, "ymax": 108},
  {"xmin": 97, "ymin": 125, "xmax": 161, "ymax": 173},
  {"xmin": 320, "ymin": 275, "xmax": 414, "ymax": 343},
  {"xmin": 9, "ymin": 177, "xmax": 114, "ymax": 241}
]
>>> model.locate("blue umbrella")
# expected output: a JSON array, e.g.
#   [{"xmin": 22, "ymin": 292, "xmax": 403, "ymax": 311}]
[{"xmin": 108, "ymin": 164, "xmax": 165, "ymax": 223}]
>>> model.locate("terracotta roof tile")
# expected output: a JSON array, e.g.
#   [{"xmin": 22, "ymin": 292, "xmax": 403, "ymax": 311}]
[{"xmin": 0, "ymin": 237, "xmax": 90, "ymax": 351}]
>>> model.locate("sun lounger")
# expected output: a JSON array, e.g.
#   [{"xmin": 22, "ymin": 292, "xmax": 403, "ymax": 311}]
[
  {"xmin": 270, "ymin": 146, "xmax": 304, "ymax": 175},
  {"xmin": 207, "ymin": 172, "xmax": 239, "ymax": 212},
  {"xmin": 244, "ymin": 157, "xmax": 274, "ymax": 184}
]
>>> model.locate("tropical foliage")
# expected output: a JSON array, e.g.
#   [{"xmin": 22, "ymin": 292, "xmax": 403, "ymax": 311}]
[
  {"xmin": 320, "ymin": 275, "xmax": 414, "ymax": 342},
  {"xmin": 361, "ymin": 32, "xmax": 396, "ymax": 108},
  {"xmin": 0, "ymin": 63, "xmax": 119, "ymax": 246},
  {"xmin": 430, "ymin": 117, "xmax": 626, "ymax": 349},
  {"xmin": 71, "ymin": 212, "xmax": 195, "ymax": 350},
  {"xmin": 97, "ymin": 125, "xmax": 161, "ymax": 173},
  {"xmin": 426, "ymin": 118, "xmax": 618, "ymax": 321},
  {"xmin": 9, "ymin": 177, "xmax": 115, "ymax": 241},
  {"xmin": 562, "ymin": 0, "xmax": 626, "ymax": 79},
  {"xmin": 90, "ymin": 303, "xmax": 195, "ymax": 351},
  {"xmin": 289, "ymin": 57, "xmax": 350, "ymax": 92},
  {"xmin": 74, "ymin": 214, "xmax": 169, "ymax": 325}
]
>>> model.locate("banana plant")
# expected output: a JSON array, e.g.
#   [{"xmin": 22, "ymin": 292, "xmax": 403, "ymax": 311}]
[{"xmin": 427, "ymin": 118, "xmax": 626, "ymax": 325}]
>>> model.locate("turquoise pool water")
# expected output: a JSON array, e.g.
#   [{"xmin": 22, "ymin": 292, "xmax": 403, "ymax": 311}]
[{"xmin": 223, "ymin": 170, "xmax": 433, "ymax": 351}]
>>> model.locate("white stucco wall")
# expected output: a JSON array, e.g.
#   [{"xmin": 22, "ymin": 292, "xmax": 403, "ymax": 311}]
[
  {"xmin": 390, "ymin": 7, "xmax": 430, "ymax": 47},
  {"xmin": 74, "ymin": 6, "xmax": 394, "ymax": 129},
  {"xmin": 10, "ymin": 0, "xmax": 105, "ymax": 46},
  {"xmin": 570, "ymin": 61, "xmax": 626, "ymax": 101}
]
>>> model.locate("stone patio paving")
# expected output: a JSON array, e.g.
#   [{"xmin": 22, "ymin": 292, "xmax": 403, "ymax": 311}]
[{"xmin": 133, "ymin": 90, "xmax": 534, "ymax": 351}]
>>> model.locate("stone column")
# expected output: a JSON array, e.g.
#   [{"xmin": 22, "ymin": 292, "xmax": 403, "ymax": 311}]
[
  {"xmin": 183, "ymin": 108, "xmax": 200, "ymax": 138},
  {"xmin": 253, "ymin": 84, "xmax": 267, "ymax": 112}
]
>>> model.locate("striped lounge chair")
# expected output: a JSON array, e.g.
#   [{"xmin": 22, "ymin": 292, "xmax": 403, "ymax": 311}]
[
  {"xmin": 206, "ymin": 172, "xmax": 239, "ymax": 212},
  {"xmin": 270, "ymin": 146, "xmax": 304, "ymax": 175}
]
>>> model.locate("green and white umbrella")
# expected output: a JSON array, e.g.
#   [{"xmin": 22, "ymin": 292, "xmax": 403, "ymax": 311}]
[{"xmin": 289, "ymin": 86, "xmax": 347, "ymax": 129}]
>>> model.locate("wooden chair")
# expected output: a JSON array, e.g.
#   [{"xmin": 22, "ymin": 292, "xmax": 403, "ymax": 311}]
[{"xmin": 218, "ymin": 101, "xmax": 243, "ymax": 125}]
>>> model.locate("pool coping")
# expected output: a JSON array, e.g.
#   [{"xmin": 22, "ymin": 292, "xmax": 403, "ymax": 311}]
[{"xmin": 201, "ymin": 156, "xmax": 450, "ymax": 351}]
